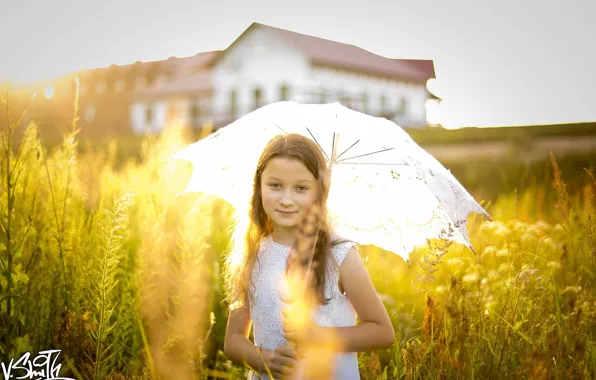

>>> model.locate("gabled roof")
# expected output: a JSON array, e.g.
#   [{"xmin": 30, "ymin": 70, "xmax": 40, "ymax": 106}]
[
  {"xmin": 137, "ymin": 22, "xmax": 435, "ymax": 98},
  {"xmin": 210, "ymin": 22, "xmax": 434, "ymax": 83},
  {"xmin": 78, "ymin": 50, "xmax": 222, "ymax": 79}
]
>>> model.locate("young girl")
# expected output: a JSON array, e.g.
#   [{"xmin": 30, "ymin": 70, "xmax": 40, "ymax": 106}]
[{"xmin": 223, "ymin": 134, "xmax": 395, "ymax": 379}]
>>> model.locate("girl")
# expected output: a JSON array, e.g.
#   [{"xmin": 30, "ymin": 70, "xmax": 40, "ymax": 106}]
[{"xmin": 223, "ymin": 134, "xmax": 394, "ymax": 379}]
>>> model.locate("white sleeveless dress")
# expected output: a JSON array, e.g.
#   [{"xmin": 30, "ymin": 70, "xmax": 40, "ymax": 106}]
[{"xmin": 247, "ymin": 234, "xmax": 360, "ymax": 379}]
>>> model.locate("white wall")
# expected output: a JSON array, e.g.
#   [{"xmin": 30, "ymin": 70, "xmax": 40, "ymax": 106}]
[
  {"xmin": 211, "ymin": 26, "xmax": 312, "ymax": 124},
  {"xmin": 311, "ymin": 67, "xmax": 429, "ymax": 127}
]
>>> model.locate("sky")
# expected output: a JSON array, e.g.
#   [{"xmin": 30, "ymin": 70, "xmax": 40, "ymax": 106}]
[{"xmin": 1, "ymin": 0, "xmax": 595, "ymax": 129}]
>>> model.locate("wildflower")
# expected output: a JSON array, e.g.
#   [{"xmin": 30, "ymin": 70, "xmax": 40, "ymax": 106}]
[
  {"xmin": 521, "ymin": 232, "xmax": 537, "ymax": 246},
  {"xmin": 463, "ymin": 273, "xmax": 479, "ymax": 284},
  {"xmin": 539, "ymin": 237, "xmax": 560, "ymax": 253},
  {"xmin": 436, "ymin": 285, "xmax": 448, "ymax": 294},
  {"xmin": 498, "ymin": 263, "xmax": 514, "ymax": 274},
  {"xmin": 527, "ymin": 223, "xmax": 548, "ymax": 238},
  {"xmin": 553, "ymin": 223, "xmax": 565, "ymax": 234},
  {"xmin": 508, "ymin": 219, "xmax": 530, "ymax": 233},
  {"xmin": 447, "ymin": 257, "xmax": 464, "ymax": 270},
  {"xmin": 562, "ymin": 286, "xmax": 580, "ymax": 294},
  {"xmin": 479, "ymin": 220, "xmax": 510, "ymax": 236},
  {"xmin": 487, "ymin": 270, "xmax": 499, "ymax": 280},
  {"xmin": 518, "ymin": 268, "xmax": 538, "ymax": 282},
  {"xmin": 482, "ymin": 245, "xmax": 498, "ymax": 257},
  {"xmin": 494, "ymin": 221, "xmax": 512, "ymax": 236},
  {"xmin": 535, "ymin": 220, "xmax": 551, "ymax": 233},
  {"xmin": 495, "ymin": 223, "xmax": 511, "ymax": 237},
  {"xmin": 496, "ymin": 248, "xmax": 510, "ymax": 257},
  {"xmin": 547, "ymin": 261, "xmax": 562, "ymax": 270}
]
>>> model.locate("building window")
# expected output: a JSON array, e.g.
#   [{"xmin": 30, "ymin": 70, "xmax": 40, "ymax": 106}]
[
  {"xmin": 254, "ymin": 87, "xmax": 264, "ymax": 110},
  {"xmin": 145, "ymin": 105, "xmax": 153, "ymax": 124},
  {"xmin": 279, "ymin": 84, "xmax": 289, "ymax": 101},
  {"xmin": 398, "ymin": 97, "xmax": 407, "ymax": 115},
  {"xmin": 361, "ymin": 93, "xmax": 368, "ymax": 113},
  {"xmin": 230, "ymin": 89, "xmax": 238, "ymax": 119}
]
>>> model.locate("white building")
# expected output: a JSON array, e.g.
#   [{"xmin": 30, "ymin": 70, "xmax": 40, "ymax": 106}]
[{"xmin": 131, "ymin": 22, "xmax": 436, "ymax": 135}]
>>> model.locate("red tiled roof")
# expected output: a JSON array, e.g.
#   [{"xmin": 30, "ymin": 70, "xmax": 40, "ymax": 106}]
[
  {"xmin": 78, "ymin": 50, "xmax": 221, "ymax": 78},
  {"xmin": 397, "ymin": 59, "xmax": 436, "ymax": 79},
  {"xmin": 160, "ymin": 51, "xmax": 222, "ymax": 76},
  {"xmin": 134, "ymin": 23, "xmax": 435, "ymax": 97},
  {"xmin": 252, "ymin": 23, "xmax": 434, "ymax": 83}
]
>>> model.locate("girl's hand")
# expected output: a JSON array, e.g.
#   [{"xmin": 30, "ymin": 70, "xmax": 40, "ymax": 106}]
[
  {"xmin": 282, "ymin": 307, "xmax": 323, "ymax": 347},
  {"xmin": 261, "ymin": 346, "xmax": 300, "ymax": 379}
]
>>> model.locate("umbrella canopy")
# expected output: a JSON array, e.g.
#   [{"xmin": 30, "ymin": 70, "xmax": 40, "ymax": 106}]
[{"xmin": 166, "ymin": 101, "xmax": 490, "ymax": 260}]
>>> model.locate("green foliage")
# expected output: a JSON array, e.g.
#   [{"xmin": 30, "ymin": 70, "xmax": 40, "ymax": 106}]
[{"xmin": 1, "ymin": 88, "xmax": 595, "ymax": 378}]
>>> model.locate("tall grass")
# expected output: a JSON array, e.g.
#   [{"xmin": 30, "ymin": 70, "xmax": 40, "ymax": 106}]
[
  {"xmin": 1, "ymin": 86, "xmax": 595, "ymax": 378},
  {"xmin": 1, "ymin": 87, "xmax": 218, "ymax": 379}
]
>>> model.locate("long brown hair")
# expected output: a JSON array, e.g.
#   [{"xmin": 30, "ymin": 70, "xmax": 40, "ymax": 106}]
[{"xmin": 224, "ymin": 133, "xmax": 344, "ymax": 309}]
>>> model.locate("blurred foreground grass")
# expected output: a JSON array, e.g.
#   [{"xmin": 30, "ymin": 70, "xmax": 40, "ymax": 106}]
[{"xmin": 1, "ymin": 112, "xmax": 595, "ymax": 379}]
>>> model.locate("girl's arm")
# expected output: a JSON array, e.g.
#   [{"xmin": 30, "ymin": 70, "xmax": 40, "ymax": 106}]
[
  {"xmin": 223, "ymin": 304, "xmax": 267, "ymax": 372},
  {"xmin": 332, "ymin": 246, "xmax": 396, "ymax": 351}
]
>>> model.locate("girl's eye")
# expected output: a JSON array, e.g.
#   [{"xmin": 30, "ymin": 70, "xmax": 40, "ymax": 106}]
[
  {"xmin": 269, "ymin": 183, "xmax": 280, "ymax": 189},
  {"xmin": 297, "ymin": 186, "xmax": 308, "ymax": 191}
]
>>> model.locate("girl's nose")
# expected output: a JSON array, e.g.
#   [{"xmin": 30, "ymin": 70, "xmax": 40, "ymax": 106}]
[{"xmin": 279, "ymin": 190, "xmax": 294, "ymax": 206}]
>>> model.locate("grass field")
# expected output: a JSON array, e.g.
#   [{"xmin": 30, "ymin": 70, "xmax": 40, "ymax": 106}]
[{"xmin": 1, "ymin": 108, "xmax": 595, "ymax": 379}]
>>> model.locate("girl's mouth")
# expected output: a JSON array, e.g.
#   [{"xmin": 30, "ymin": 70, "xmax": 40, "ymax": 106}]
[{"xmin": 277, "ymin": 210, "xmax": 297, "ymax": 217}]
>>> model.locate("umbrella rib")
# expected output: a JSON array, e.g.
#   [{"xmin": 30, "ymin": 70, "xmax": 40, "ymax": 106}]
[
  {"xmin": 274, "ymin": 123, "xmax": 288, "ymax": 134},
  {"xmin": 331, "ymin": 132, "xmax": 336, "ymax": 160},
  {"xmin": 335, "ymin": 139, "xmax": 360, "ymax": 161},
  {"xmin": 306, "ymin": 127, "xmax": 330, "ymax": 161},
  {"xmin": 336, "ymin": 147, "xmax": 395, "ymax": 163}
]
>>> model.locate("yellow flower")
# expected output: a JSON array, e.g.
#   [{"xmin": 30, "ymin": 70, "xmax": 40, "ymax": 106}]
[
  {"xmin": 521, "ymin": 232, "xmax": 537, "ymax": 246},
  {"xmin": 436, "ymin": 285, "xmax": 448, "ymax": 294},
  {"xmin": 447, "ymin": 257, "xmax": 464, "ymax": 270},
  {"xmin": 553, "ymin": 224, "xmax": 566, "ymax": 234},
  {"xmin": 482, "ymin": 246, "xmax": 498, "ymax": 257},
  {"xmin": 508, "ymin": 220, "xmax": 529, "ymax": 234},
  {"xmin": 463, "ymin": 273, "xmax": 480, "ymax": 284},
  {"xmin": 487, "ymin": 270, "xmax": 499, "ymax": 280},
  {"xmin": 535, "ymin": 220, "xmax": 551, "ymax": 233},
  {"xmin": 498, "ymin": 263, "xmax": 514, "ymax": 273},
  {"xmin": 479, "ymin": 221, "xmax": 510, "ymax": 236}
]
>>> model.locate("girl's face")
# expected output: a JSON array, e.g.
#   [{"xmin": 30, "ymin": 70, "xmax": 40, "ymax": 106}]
[{"xmin": 260, "ymin": 157, "xmax": 318, "ymax": 231}]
